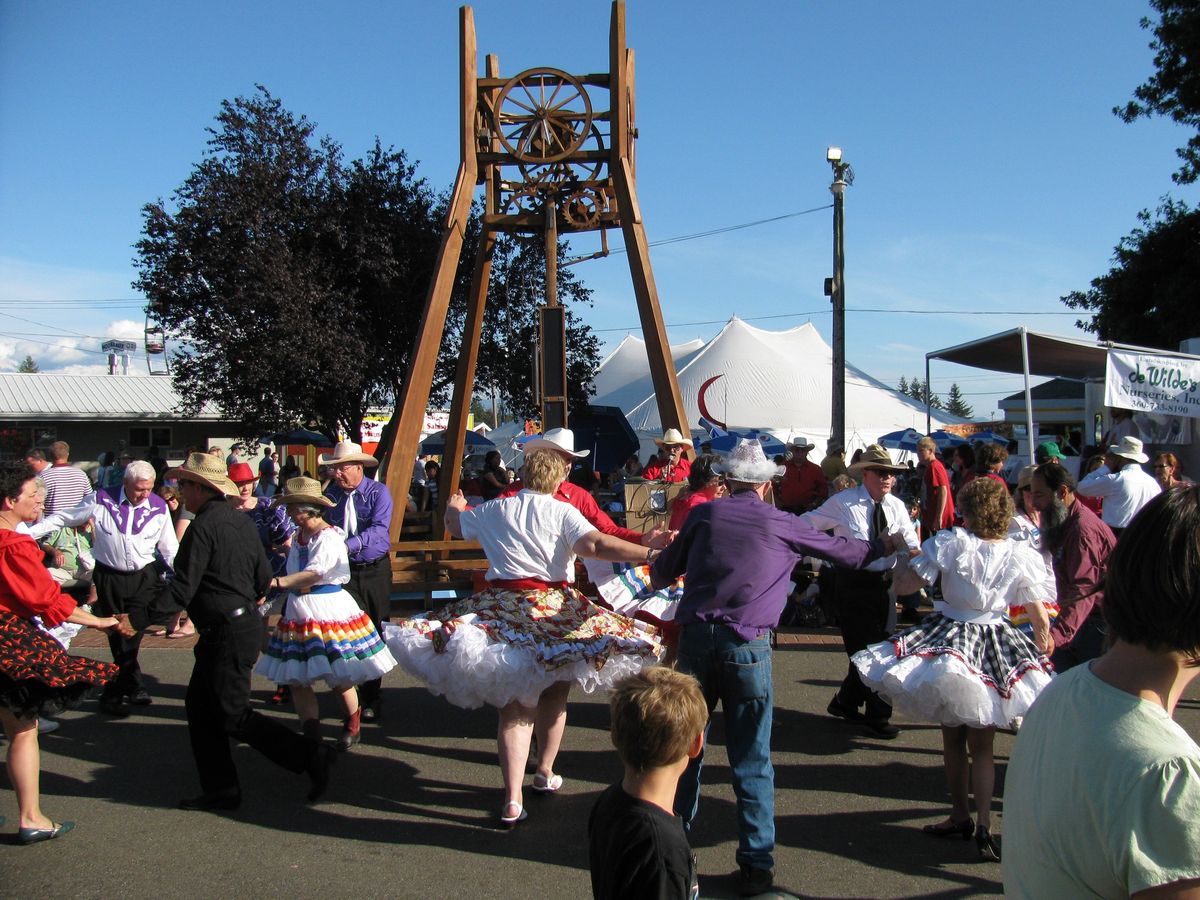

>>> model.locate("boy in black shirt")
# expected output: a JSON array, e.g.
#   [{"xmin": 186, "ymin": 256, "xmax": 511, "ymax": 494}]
[{"xmin": 588, "ymin": 667, "xmax": 708, "ymax": 900}]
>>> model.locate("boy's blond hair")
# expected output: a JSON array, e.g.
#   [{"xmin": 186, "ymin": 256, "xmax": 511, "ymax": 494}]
[{"xmin": 610, "ymin": 667, "xmax": 708, "ymax": 773}]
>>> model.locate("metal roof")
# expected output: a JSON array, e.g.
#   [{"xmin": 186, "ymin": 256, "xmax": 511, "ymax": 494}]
[{"xmin": 0, "ymin": 374, "xmax": 229, "ymax": 421}]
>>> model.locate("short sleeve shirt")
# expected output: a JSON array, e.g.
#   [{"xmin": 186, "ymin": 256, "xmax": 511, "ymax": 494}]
[{"xmin": 458, "ymin": 490, "xmax": 594, "ymax": 583}]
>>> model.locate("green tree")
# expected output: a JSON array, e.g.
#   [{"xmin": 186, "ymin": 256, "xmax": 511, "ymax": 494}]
[
  {"xmin": 945, "ymin": 383, "xmax": 974, "ymax": 418},
  {"xmin": 1062, "ymin": 199, "xmax": 1200, "ymax": 348},
  {"xmin": 1116, "ymin": 0, "xmax": 1200, "ymax": 184},
  {"xmin": 17, "ymin": 355, "xmax": 38, "ymax": 373},
  {"xmin": 897, "ymin": 375, "xmax": 909, "ymax": 396}
]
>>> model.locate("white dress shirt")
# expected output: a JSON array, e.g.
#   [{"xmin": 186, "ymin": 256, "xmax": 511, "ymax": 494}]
[
  {"xmin": 1076, "ymin": 464, "xmax": 1162, "ymax": 528},
  {"xmin": 29, "ymin": 487, "xmax": 177, "ymax": 572},
  {"xmin": 802, "ymin": 484, "xmax": 919, "ymax": 572}
]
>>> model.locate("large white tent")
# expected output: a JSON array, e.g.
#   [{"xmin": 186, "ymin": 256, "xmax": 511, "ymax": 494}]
[{"xmin": 592, "ymin": 316, "xmax": 962, "ymax": 452}]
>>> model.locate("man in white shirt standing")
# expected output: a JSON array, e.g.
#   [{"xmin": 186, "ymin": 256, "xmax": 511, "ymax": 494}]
[
  {"xmin": 1075, "ymin": 436, "xmax": 1162, "ymax": 535},
  {"xmin": 32, "ymin": 460, "xmax": 178, "ymax": 716},
  {"xmin": 803, "ymin": 444, "xmax": 920, "ymax": 738}
]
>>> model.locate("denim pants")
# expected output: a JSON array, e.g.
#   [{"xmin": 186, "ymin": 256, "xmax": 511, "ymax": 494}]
[{"xmin": 674, "ymin": 622, "xmax": 775, "ymax": 871}]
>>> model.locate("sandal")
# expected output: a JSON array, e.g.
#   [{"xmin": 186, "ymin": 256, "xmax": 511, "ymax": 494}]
[
  {"xmin": 499, "ymin": 801, "xmax": 527, "ymax": 828},
  {"xmin": 531, "ymin": 773, "xmax": 563, "ymax": 793},
  {"xmin": 167, "ymin": 618, "xmax": 196, "ymax": 639}
]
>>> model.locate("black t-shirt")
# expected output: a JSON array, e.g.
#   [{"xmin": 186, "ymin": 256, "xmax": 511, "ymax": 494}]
[{"xmin": 588, "ymin": 783, "xmax": 698, "ymax": 900}]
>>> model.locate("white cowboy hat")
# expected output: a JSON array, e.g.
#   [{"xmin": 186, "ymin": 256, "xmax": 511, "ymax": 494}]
[
  {"xmin": 654, "ymin": 427, "xmax": 694, "ymax": 448},
  {"xmin": 276, "ymin": 475, "xmax": 335, "ymax": 507},
  {"xmin": 318, "ymin": 440, "xmax": 379, "ymax": 467},
  {"xmin": 521, "ymin": 427, "xmax": 590, "ymax": 459},
  {"xmin": 1107, "ymin": 435, "xmax": 1149, "ymax": 464},
  {"xmin": 787, "ymin": 436, "xmax": 815, "ymax": 451},
  {"xmin": 165, "ymin": 452, "xmax": 239, "ymax": 498},
  {"xmin": 715, "ymin": 438, "xmax": 783, "ymax": 484}
]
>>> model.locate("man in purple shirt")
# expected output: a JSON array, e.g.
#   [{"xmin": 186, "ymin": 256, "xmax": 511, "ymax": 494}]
[
  {"xmin": 322, "ymin": 441, "xmax": 393, "ymax": 721},
  {"xmin": 649, "ymin": 439, "xmax": 889, "ymax": 897}
]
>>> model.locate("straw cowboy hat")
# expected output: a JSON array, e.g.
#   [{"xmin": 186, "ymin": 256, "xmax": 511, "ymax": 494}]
[
  {"xmin": 227, "ymin": 462, "xmax": 257, "ymax": 484},
  {"xmin": 276, "ymin": 476, "xmax": 335, "ymax": 507},
  {"xmin": 1108, "ymin": 435, "xmax": 1150, "ymax": 464},
  {"xmin": 846, "ymin": 444, "xmax": 907, "ymax": 477},
  {"xmin": 654, "ymin": 428, "xmax": 693, "ymax": 448},
  {"xmin": 318, "ymin": 440, "xmax": 379, "ymax": 467},
  {"xmin": 715, "ymin": 438, "xmax": 783, "ymax": 484},
  {"xmin": 522, "ymin": 427, "xmax": 590, "ymax": 459},
  {"xmin": 166, "ymin": 452, "xmax": 239, "ymax": 498}
]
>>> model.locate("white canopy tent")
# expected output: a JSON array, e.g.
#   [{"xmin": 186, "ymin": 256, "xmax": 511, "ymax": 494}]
[{"xmin": 593, "ymin": 316, "xmax": 962, "ymax": 455}]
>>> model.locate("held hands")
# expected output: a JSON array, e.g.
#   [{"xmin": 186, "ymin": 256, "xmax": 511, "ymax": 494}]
[
  {"xmin": 642, "ymin": 527, "xmax": 677, "ymax": 550},
  {"xmin": 108, "ymin": 614, "xmax": 136, "ymax": 639},
  {"xmin": 889, "ymin": 557, "xmax": 928, "ymax": 597}
]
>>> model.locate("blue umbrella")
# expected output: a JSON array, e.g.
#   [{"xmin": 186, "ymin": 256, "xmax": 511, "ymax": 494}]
[
  {"xmin": 929, "ymin": 430, "xmax": 968, "ymax": 450},
  {"xmin": 419, "ymin": 429, "xmax": 496, "ymax": 456},
  {"xmin": 877, "ymin": 428, "xmax": 923, "ymax": 451},
  {"xmin": 967, "ymin": 430, "xmax": 1009, "ymax": 446}
]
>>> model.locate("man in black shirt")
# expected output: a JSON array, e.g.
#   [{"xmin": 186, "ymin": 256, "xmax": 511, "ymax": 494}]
[{"xmin": 155, "ymin": 453, "xmax": 335, "ymax": 811}]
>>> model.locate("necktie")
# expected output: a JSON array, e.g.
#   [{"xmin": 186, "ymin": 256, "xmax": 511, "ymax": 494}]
[
  {"xmin": 344, "ymin": 490, "xmax": 358, "ymax": 537},
  {"xmin": 871, "ymin": 500, "xmax": 887, "ymax": 541}
]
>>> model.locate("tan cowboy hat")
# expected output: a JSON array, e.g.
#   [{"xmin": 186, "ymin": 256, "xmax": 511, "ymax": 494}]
[
  {"xmin": 846, "ymin": 443, "xmax": 907, "ymax": 476},
  {"xmin": 521, "ymin": 427, "xmax": 589, "ymax": 459},
  {"xmin": 787, "ymin": 436, "xmax": 816, "ymax": 452},
  {"xmin": 276, "ymin": 476, "xmax": 335, "ymax": 507},
  {"xmin": 654, "ymin": 427, "xmax": 694, "ymax": 448},
  {"xmin": 1107, "ymin": 435, "xmax": 1150, "ymax": 464},
  {"xmin": 318, "ymin": 440, "xmax": 379, "ymax": 467},
  {"xmin": 166, "ymin": 452, "xmax": 239, "ymax": 498}
]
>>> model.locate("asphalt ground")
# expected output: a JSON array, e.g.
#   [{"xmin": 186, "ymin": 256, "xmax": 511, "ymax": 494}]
[{"xmin": 3, "ymin": 627, "xmax": 1198, "ymax": 900}]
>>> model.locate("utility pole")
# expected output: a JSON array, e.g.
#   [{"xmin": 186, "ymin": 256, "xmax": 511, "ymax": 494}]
[{"xmin": 826, "ymin": 147, "xmax": 853, "ymax": 451}]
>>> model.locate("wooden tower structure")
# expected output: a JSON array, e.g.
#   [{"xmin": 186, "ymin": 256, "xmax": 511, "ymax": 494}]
[{"xmin": 381, "ymin": 1, "xmax": 689, "ymax": 541}]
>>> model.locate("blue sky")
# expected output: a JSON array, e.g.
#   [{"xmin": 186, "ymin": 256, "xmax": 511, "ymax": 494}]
[{"xmin": 2, "ymin": 0, "xmax": 1197, "ymax": 417}]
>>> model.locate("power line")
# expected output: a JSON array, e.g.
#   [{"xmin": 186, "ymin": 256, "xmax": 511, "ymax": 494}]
[
  {"xmin": 602, "ymin": 204, "xmax": 835, "ymax": 255},
  {"xmin": 593, "ymin": 307, "xmax": 1079, "ymax": 334}
]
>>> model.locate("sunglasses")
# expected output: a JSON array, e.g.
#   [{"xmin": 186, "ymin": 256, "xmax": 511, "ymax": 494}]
[{"xmin": 865, "ymin": 469, "xmax": 896, "ymax": 479}]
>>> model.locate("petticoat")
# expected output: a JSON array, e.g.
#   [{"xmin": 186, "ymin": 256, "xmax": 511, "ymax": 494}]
[
  {"xmin": 0, "ymin": 611, "xmax": 117, "ymax": 718},
  {"xmin": 383, "ymin": 585, "xmax": 663, "ymax": 710},
  {"xmin": 256, "ymin": 587, "xmax": 396, "ymax": 689},
  {"xmin": 852, "ymin": 612, "xmax": 1053, "ymax": 728}
]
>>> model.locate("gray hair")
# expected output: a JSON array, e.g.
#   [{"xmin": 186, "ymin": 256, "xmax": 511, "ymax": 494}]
[
  {"xmin": 124, "ymin": 460, "xmax": 156, "ymax": 483},
  {"xmin": 290, "ymin": 503, "xmax": 326, "ymax": 520}
]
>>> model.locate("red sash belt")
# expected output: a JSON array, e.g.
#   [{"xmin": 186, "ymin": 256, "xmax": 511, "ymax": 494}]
[{"xmin": 489, "ymin": 578, "xmax": 569, "ymax": 592}]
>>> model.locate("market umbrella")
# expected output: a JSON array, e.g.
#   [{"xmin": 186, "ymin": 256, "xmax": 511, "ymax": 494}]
[
  {"xmin": 419, "ymin": 429, "xmax": 496, "ymax": 456},
  {"xmin": 707, "ymin": 429, "xmax": 787, "ymax": 459},
  {"xmin": 268, "ymin": 429, "xmax": 334, "ymax": 448},
  {"xmin": 877, "ymin": 428, "xmax": 923, "ymax": 451},
  {"xmin": 929, "ymin": 430, "xmax": 968, "ymax": 450}
]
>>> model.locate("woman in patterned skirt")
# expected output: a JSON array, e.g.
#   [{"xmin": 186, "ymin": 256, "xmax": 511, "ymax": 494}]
[
  {"xmin": 0, "ymin": 463, "xmax": 130, "ymax": 844},
  {"xmin": 255, "ymin": 477, "xmax": 395, "ymax": 752},
  {"xmin": 853, "ymin": 477, "xmax": 1055, "ymax": 862},
  {"xmin": 385, "ymin": 449, "xmax": 663, "ymax": 828}
]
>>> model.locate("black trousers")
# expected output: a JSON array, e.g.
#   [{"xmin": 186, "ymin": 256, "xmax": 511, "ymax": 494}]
[
  {"xmin": 93, "ymin": 562, "xmax": 159, "ymax": 699},
  {"xmin": 833, "ymin": 568, "xmax": 893, "ymax": 722},
  {"xmin": 186, "ymin": 616, "xmax": 315, "ymax": 796},
  {"xmin": 345, "ymin": 556, "xmax": 391, "ymax": 707}
]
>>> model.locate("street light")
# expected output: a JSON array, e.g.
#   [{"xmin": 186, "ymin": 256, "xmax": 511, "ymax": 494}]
[{"xmin": 826, "ymin": 147, "xmax": 854, "ymax": 452}]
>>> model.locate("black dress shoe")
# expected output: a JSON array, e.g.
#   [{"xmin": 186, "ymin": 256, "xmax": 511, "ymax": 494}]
[
  {"xmin": 98, "ymin": 697, "xmax": 130, "ymax": 718},
  {"xmin": 827, "ymin": 694, "xmax": 865, "ymax": 723},
  {"xmin": 737, "ymin": 864, "xmax": 774, "ymax": 897},
  {"xmin": 306, "ymin": 744, "xmax": 337, "ymax": 803},
  {"xmin": 179, "ymin": 791, "xmax": 241, "ymax": 812},
  {"xmin": 126, "ymin": 688, "xmax": 153, "ymax": 706},
  {"xmin": 864, "ymin": 718, "xmax": 901, "ymax": 739}
]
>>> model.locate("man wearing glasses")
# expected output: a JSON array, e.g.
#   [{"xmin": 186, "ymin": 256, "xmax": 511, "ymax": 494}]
[{"xmin": 803, "ymin": 444, "xmax": 918, "ymax": 738}]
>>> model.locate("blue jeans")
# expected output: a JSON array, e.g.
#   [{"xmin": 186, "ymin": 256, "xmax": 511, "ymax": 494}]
[{"xmin": 674, "ymin": 622, "xmax": 775, "ymax": 870}]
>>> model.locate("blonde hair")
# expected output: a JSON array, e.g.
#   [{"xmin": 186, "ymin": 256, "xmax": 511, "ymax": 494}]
[
  {"xmin": 523, "ymin": 449, "xmax": 569, "ymax": 494},
  {"xmin": 916, "ymin": 436, "xmax": 936, "ymax": 453},
  {"xmin": 610, "ymin": 667, "xmax": 708, "ymax": 773}
]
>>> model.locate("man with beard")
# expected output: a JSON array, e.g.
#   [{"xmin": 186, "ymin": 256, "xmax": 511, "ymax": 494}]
[{"xmin": 1028, "ymin": 463, "xmax": 1116, "ymax": 671}]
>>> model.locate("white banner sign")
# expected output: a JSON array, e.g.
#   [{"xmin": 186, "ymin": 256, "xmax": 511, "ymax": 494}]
[{"xmin": 1105, "ymin": 350, "xmax": 1200, "ymax": 419}]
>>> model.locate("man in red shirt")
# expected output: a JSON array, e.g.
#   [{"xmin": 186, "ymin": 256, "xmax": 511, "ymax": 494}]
[
  {"xmin": 777, "ymin": 438, "xmax": 828, "ymax": 514},
  {"xmin": 916, "ymin": 436, "xmax": 954, "ymax": 535},
  {"xmin": 641, "ymin": 429, "xmax": 693, "ymax": 484}
]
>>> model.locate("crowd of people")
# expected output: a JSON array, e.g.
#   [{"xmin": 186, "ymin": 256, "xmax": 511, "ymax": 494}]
[{"xmin": 1, "ymin": 421, "xmax": 1197, "ymax": 899}]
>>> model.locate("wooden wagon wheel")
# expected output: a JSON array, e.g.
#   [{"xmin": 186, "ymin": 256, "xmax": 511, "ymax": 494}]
[{"xmin": 494, "ymin": 67, "xmax": 594, "ymax": 164}]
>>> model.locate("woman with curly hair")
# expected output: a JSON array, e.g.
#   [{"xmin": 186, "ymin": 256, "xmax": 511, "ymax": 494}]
[
  {"xmin": 853, "ymin": 477, "xmax": 1055, "ymax": 862},
  {"xmin": 385, "ymin": 448, "xmax": 662, "ymax": 828}
]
